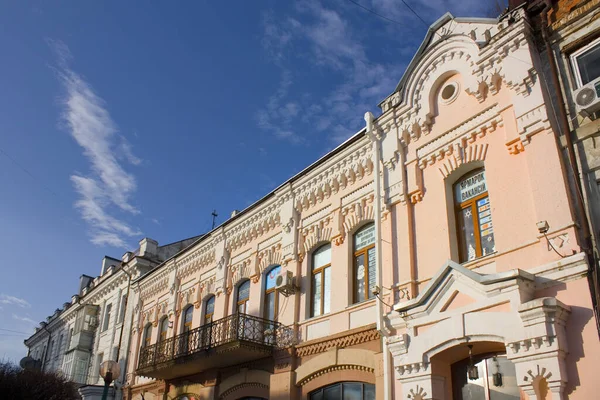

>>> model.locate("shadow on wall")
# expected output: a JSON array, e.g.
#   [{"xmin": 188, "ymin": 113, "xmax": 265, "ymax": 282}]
[{"xmin": 565, "ymin": 305, "xmax": 593, "ymax": 396}]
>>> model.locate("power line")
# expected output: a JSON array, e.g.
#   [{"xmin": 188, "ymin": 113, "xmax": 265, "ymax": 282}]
[
  {"xmin": 0, "ymin": 145, "xmax": 63, "ymax": 199},
  {"xmin": 0, "ymin": 328, "xmax": 31, "ymax": 335},
  {"xmin": 344, "ymin": 0, "xmax": 429, "ymax": 27},
  {"xmin": 344, "ymin": 0, "xmax": 403, "ymax": 25}
]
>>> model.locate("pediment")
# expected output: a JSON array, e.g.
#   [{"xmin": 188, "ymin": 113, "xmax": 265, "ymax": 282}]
[{"xmin": 393, "ymin": 260, "xmax": 534, "ymax": 319}]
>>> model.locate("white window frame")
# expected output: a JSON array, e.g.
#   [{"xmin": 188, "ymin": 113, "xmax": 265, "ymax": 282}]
[{"xmin": 570, "ymin": 36, "xmax": 600, "ymax": 87}]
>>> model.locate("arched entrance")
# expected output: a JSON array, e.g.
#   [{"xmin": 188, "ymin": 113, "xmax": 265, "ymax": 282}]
[{"xmin": 451, "ymin": 352, "xmax": 521, "ymax": 400}]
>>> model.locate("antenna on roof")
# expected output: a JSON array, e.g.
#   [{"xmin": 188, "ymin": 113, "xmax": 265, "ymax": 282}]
[{"xmin": 211, "ymin": 210, "xmax": 218, "ymax": 230}]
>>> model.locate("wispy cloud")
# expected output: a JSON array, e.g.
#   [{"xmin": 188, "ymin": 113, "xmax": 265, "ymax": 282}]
[
  {"xmin": 258, "ymin": 0, "xmax": 402, "ymax": 146},
  {"xmin": 48, "ymin": 39, "xmax": 142, "ymax": 248},
  {"xmin": 0, "ymin": 294, "xmax": 30, "ymax": 309},
  {"xmin": 12, "ymin": 314, "xmax": 37, "ymax": 326}
]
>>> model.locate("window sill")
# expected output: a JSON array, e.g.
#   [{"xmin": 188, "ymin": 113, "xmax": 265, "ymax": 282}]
[
  {"xmin": 461, "ymin": 252, "xmax": 498, "ymax": 269},
  {"xmin": 300, "ymin": 299, "xmax": 377, "ymax": 326}
]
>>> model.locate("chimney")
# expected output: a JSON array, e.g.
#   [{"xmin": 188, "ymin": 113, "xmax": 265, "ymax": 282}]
[
  {"xmin": 100, "ymin": 257, "xmax": 118, "ymax": 275},
  {"xmin": 139, "ymin": 238, "xmax": 158, "ymax": 258},
  {"xmin": 79, "ymin": 275, "xmax": 93, "ymax": 296}
]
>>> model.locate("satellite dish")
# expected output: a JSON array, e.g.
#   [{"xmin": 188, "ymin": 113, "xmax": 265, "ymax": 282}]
[{"xmin": 19, "ymin": 356, "xmax": 38, "ymax": 370}]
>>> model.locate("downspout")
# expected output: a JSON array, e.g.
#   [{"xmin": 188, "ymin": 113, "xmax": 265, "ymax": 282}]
[
  {"xmin": 365, "ymin": 112, "xmax": 392, "ymax": 400},
  {"xmin": 116, "ymin": 266, "xmax": 133, "ymax": 399},
  {"xmin": 40, "ymin": 325, "xmax": 52, "ymax": 372},
  {"xmin": 539, "ymin": 2, "xmax": 600, "ymax": 334},
  {"xmin": 122, "ymin": 280, "xmax": 142, "ymax": 400}
]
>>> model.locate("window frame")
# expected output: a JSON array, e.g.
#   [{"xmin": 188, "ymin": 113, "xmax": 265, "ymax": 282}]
[
  {"xmin": 117, "ymin": 294, "xmax": 127, "ymax": 324},
  {"xmin": 570, "ymin": 36, "xmax": 600, "ymax": 87},
  {"xmin": 182, "ymin": 305, "xmax": 194, "ymax": 332},
  {"xmin": 311, "ymin": 244, "xmax": 332, "ymax": 318},
  {"xmin": 159, "ymin": 317, "xmax": 169, "ymax": 342},
  {"xmin": 236, "ymin": 280, "xmax": 251, "ymax": 314},
  {"xmin": 353, "ymin": 223, "xmax": 376, "ymax": 304},
  {"xmin": 101, "ymin": 303, "xmax": 112, "ymax": 332},
  {"xmin": 143, "ymin": 324, "xmax": 153, "ymax": 347},
  {"xmin": 204, "ymin": 296, "xmax": 215, "ymax": 324},
  {"xmin": 453, "ymin": 168, "xmax": 494, "ymax": 262},
  {"xmin": 264, "ymin": 265, "xmax": 281, "ymax": 322}
]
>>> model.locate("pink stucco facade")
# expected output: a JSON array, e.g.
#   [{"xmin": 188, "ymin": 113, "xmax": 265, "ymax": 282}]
[{"xmin": 124, "ymin": 8, "xmax": 600, "ymax": 400}]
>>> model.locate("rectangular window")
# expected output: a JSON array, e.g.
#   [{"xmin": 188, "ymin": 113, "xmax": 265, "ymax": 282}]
[
  {"xmin": 102, "ymin": 303, "xmax": 112, "ymax": 332},
  {"xmin": 455, "ymin": 170, "xmax": 495, "ymax": 262},
  {"xmin": 571, "ymin": 38, "xmax": 600, "ymax": 86},
  {"xmin": 95, "ymin": 353, "xmax": 103, "ymax": 384},
  {"xmin": 118, "ymin": 295, "xmax": 127, "ymax": 324}
]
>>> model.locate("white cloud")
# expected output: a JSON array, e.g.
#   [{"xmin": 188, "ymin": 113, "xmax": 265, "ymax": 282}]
[
  {"xmin": 258, "ymin": 0, "xmax": 402, "ymax": 145},
  {"xmin": 48, "ymin": 39, "xmax": 142, "ymax": 248},
  {"xmin": 12, "ymin": 314, "xmax": 37, "ymax": 326},
  {"xmin": 0, "ymin": 294, "xmax": 30, "ymax": 309}
]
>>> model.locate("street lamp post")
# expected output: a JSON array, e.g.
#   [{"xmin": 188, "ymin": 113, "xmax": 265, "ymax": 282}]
[{"xmin": 99, "ymin": 360, "xmax": 121, "ymax": 400}]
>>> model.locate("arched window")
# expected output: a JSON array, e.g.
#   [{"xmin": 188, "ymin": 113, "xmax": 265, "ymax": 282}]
[
  {"xmin": 143, "ymin": 324, "xmax": 153, "ymax": 347},
  {"xmin": 204, "ymin": 296, "xmax": 215, "ymax": 324},
  {"xmin": 454, "ymin": 169, "xmax": 495, "ymax": 262},
  {"xmin": 353, "ymin": 223, "xmax": 376, "ymax": 304},
  {"xmin": 237, "ymin": 280, "xmax": 251, "ymax": 314},
  {"xmin": 309, "ymin": 382, "xmax": 375, "ymax": 400},
  {"xmin": 311, "ymin": 244, "xmax": 331, "ymax": 317},
  {"xmin": 159, "ymin": 317, "xmax": 169, "ymax": 342},
  {"xmin": 182, "ymin": 305, "xmax": 193, "ymax": 332},
  {"xmin": 264, "ymin": 265, "xmax": 281, "ymax": 321}
]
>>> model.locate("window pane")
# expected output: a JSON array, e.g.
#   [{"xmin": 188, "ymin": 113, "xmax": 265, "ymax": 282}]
[
  {"xmin": 313, "ymin": 244, "xmax": 331, "ymax": 270},
  {"xmin": 265, "ymin": 291, "xmax": 276, "ymax": 321},
  {"xmin": 310, "ymin": 390, "xmax": 323, "ymax": 400},
  {"xmin": 577, "ymin": 43, "xmax": 600, "ymax": 85},
  {"xmin": 364, "ymin": 384, "xmax": 375, "ymax": 400},
  {"xmin": 367, "ymin": 248, "xmax": 376, "ymax": 299},
  {"xmin": 324, "ymin": 383, "xmax": 341, "ymax": 400},
  {"xmin": 206, "ymin": 296, "xmax": 215, "ymax": 315},
  {"xmin": 455, "ymin": 170, "xmax": 487, "ymax": 203},
  {"xmin": 238, "ymin": 302, "xmax": 246, "ymax": 314},
  {"xmin": 265, "ymin": 265, "xmax": 281, "ymax": 290},
  {"xmin": 477, "ymin": 197, "xmax": 495, "ymax": 256},
  {"xmin": 238, "ymin": 280, "xmax": 250, "ymax": 302},
  {"xmin": 323, "ymin": 267, "xmax": 331, "ymax": 314},
  {"xmin": 312, "ymin": 272, "xmax": 322, "ymax": 317},
  {"xmin": 342, "ymin": 382, "xmax": 362, "ymax": 400},
  {"xmin": 458, "ymin": 206, "xmax": 477, "ymax": 261},
  {"xmin": 354, "ymin": 224, "xmax": 375, "ymax": 251},
  {"xmin": 355, "ymin": 253, "xmax": 366, "ymax": 302}
]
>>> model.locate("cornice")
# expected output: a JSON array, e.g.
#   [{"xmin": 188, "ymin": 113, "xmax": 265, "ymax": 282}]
[{"xmin": 295, "ymin": 324, "xmax": 379, "ymax": 357}]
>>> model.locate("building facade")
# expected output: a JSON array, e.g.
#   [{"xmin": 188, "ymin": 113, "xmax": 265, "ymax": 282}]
[
  {"xmin": 123, "ymin": 8, "xmax": 600, "ymax": 400},
  {"xmin": 25, "ymin": 5, "xmax": 600, "ymax": 400},
  {"xmin": 24, "ymin": 237, "xmax": 200, "ymax": 400}
]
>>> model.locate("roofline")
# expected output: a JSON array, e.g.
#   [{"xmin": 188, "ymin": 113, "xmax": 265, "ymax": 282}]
[
  {"xmin": 378, "ymin": 12, "xmax": 499, "ymax": 108},
  {"xmin": 134, "ymin": 126, "xmax": 368, "ymax": 285}
]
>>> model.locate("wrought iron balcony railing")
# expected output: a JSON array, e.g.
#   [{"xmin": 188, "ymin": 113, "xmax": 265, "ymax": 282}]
[{"xmin": 137, "ymin": 313, "xmax": 295, "ymax": 371}]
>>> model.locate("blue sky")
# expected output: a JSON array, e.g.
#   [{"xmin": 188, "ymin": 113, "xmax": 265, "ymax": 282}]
[{"xmin": 0, "ymin": 0, "xmax": 506, "ymax": 362}]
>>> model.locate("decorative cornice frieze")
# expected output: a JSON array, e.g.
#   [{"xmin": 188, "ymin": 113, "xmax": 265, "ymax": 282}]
[
  {"xmin": 218, "ymin": 383, "xmax": 268, "ymax": 399},
  {"xmin": 297, "ymin": 364, "xmax": 375, "ymax": 386},
  {"xmin": 292, "ymin": 140, "xmax": 373, "ymax": 213},
  {"xmin": 341, "ymin": 193, "xmax": 375, "ymax": 234},
  {"xmin": 295, "ymin": 326, "xmax": 379, "ymax": 357}
]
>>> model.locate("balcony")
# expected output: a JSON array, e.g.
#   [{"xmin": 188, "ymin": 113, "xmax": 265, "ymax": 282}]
[{"xmin": 136, "ymin": 313, "xmax": 295, "ymax": 379}]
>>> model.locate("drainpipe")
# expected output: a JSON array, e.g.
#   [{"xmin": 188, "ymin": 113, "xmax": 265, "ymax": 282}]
[
  {"xmin": 365, "ymin": 112, "xmax": 392, "ymax": 400},
  {"xmin": 539, "ymin": 2, "xmax": 600, "ymax": 334},
  {"xmin": 115, "ymin": 266, "xmax": 132, "ymax": 399},
  {"xmin": 40, "ymin": 325, "xmax": 52, "ymax": 372},
  {"xmin": 122, "ymin": 280, "xmax": 142, "ymax": 399}
]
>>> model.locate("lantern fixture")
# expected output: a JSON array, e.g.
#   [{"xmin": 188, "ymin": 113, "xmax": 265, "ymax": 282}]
[
  {"xmin": 467, "ymin": 344, "xmax": 479, "ymax": 381},
  {"xmin": 492, "ymin": 356, "xmax": 503, "ymax": 387},
  {"xmin": 99, "ymin": 360, "xmax": 121, "ymax": 400}
]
